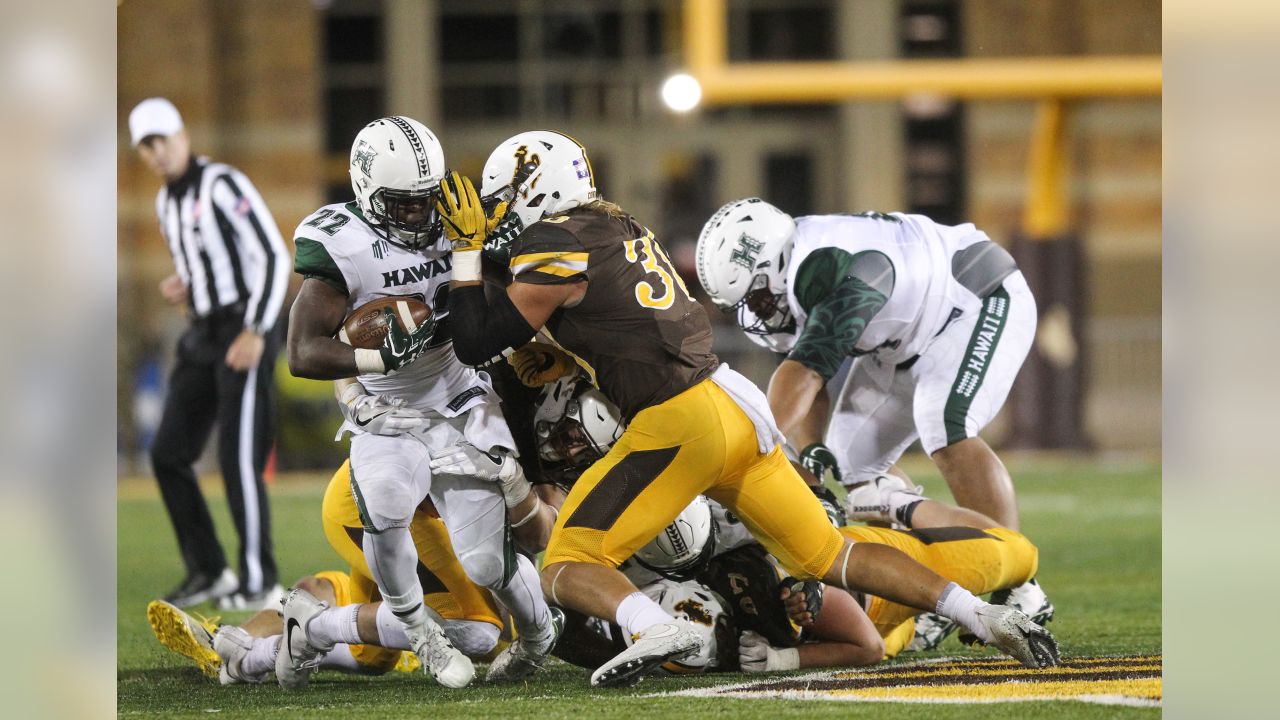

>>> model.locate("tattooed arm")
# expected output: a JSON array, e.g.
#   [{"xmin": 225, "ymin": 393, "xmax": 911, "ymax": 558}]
[
  {"xmin": 788, "ymin": 272, "xmax": 891, "ymax": 380},
  {"xmin": 768, "ymin": 250, "xmax": 894, "ymax": 446}
]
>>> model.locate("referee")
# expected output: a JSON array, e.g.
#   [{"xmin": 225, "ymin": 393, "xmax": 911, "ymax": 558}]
[{"xmin": 130, "ymin": 98, "xmax": 287, "ymax": 610}]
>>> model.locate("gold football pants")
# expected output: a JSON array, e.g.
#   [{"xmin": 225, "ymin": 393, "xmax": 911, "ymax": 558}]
[
  {"xmin": 841, "ymin": 525, "xmax": 1039, "ymax": 658},
  {"xmin": 545, "ymin": 379, "xmax": 844, "ymax": 581}
]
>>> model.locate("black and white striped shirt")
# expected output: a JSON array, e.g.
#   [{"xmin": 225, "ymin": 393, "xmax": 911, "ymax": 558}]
[{"xmin": 155, "ymin": 156, "xmax": 289, "ymax": 332}]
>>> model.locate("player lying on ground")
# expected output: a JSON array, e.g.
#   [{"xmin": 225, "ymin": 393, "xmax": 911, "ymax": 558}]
[
  {"xmin": 695, "ymin": 198, "xmax": 1053, "ymax": 649},
  {"xmin": 147, "ymin": 461, "xmax": 506, "ymax": 683},
  {"xmin": 739, "ymin": 490, "xmax": 1041, "ymax": 671},
  {"xmin": 517, "ymin": 378, "xmax": 1043, "ymax": 673},
  {"xmin": 546, "ymin": 493, "xmax": 1041, "ymax": 674},
  {"xmin": 435, "ymin": 136, "xmax": 1058, "ymax": 685},
  {"xmin": 285, "ymin": 116, "xmax": 557, "ymax": 688}
]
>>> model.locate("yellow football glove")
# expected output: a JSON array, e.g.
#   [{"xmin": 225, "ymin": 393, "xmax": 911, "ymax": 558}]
[
  {"xmin": 508, "ymin": 342, "xmax": 578, "ymax": 387},
  {"xmin": 486, "ymin": 199, "xmax": 510, "ymax": 235},
  {"xmin": 436, "ymin": 170, "xmax": 486, "ymax": 252}
]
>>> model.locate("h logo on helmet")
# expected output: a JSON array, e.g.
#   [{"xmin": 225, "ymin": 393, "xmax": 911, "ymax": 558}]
[
  {"xmin": 730, "ymin": 234, "xmax": 764, "ymax": 269},
  {"xmin": 353, "ymin": 141, "xmax": 377, "ymax": 177}
]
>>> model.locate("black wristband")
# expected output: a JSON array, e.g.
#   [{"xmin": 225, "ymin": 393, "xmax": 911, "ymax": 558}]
[{"xmin": 449, "ymin": 284, "xmax": 537, "ymax": 366}]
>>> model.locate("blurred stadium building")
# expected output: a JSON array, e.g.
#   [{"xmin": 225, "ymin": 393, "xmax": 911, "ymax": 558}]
[{"xmin": 118, "ymin": 0, "xmax": 1160, "ymax": 473}]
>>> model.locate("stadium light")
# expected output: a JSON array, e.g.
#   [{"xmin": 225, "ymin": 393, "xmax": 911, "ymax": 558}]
[{"xmin": 661, "ymin": 73, "xmax": 702, "ymax": 113}]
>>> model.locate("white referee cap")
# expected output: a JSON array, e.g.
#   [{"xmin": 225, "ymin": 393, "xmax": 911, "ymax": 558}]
[{"xmin": 129, "ymin": 97, "xmax": 184, "ymax": 146}]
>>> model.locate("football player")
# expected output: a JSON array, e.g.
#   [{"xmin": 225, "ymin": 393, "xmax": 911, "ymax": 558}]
[
  {"xmin": 632, "ymin": 492, "xmax": 1041, "ymax": 673},
  {"xmin": 695, "ymin": 198, "xmax": 1053, "ymax": 648},
  {"xmin": 284, "ymin": 117, "xmax": 556, "ymax": 688},
  {"xmin": 146, "ymin": 461, "xmax": 505, "ymax": 684},
  {"xmin": 432, "ymin": 130, "xmax": 1059, "ymax": 687},
  {"xmin": 516, "ymin": 375, "xmax": 1037, "ymax": 674}
]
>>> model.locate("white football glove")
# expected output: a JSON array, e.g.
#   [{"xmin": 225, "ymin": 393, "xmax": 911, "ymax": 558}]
[
  {"xmin": 428, "ymin": 444, "xmax": 531, "ymax": 508},
  {"xmin": 738, "ymin": 630, "xmax": 800, "ymax": 673},
  {"xmin": 339, "ymin": 385, "xmax": 426, "ymax": 436}
]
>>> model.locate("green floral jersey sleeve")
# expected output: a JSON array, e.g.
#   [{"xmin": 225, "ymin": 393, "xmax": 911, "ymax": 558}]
[{"xmin": 788, "ymin": 247, "xmax": 895, "ymax": 380}]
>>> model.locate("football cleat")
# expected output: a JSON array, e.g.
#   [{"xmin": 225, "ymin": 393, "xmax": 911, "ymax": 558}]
[
  {"xmin": 590, "ymin": 620, "xmax": 702, "ymax": 688},
  {"xmin": 976, "ymin": 604, "xmax": 1061, "ymax": 668},
  {"xmin": 146, "ymin": 600, "xmax": 221, "ymax": 678},
  {"xmin": 410, "ymin": 620, "xmax": 475, "ymax": 688},
  {"xmin": 959, "ymin": 578, "xmax": 1055, "ymax": 646},
  {"xmin": 276, "ymin": 587, "xmax": 330, "ymax": 690},
  {"xmin": 904, "ymin": 611, "xmax": 959, "ymax": 652},
  {"xmin": 162, "ymin": 568, "xmax": 238, "ymax": 609},
  {"xmin": 844, "ymin": 475, "xmax": 923, "ymax": 524},
  {"xmin": 216, "ymin": 584, "xmax": 285, "ymax": 612},
  {"xmin": 213, "ymin": 625, "xmax": 267, "ymax": 685},
  {"xmin": 392, "ymin": 649, "xmax": 422, "ymax": 674},
  {"xmin": 486, "ymin": 606, "xmax": 565, "ymax": 683}
]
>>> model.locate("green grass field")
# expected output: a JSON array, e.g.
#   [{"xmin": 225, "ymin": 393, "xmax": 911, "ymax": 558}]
[{"xmin": 118, "ymin": 456, "xmax": 1161, "ymax": 718}]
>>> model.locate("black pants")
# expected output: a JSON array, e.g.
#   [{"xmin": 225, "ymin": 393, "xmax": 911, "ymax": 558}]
[{"xmin": 150, "ymin": 307, "xmax": 279, "ymax": 594}]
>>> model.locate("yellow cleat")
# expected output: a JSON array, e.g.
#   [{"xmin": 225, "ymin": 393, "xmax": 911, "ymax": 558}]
[
  {"xmin": 147, "ymin": 599, "xmax": 222, "ymax": 679},
  {"xmin": 392, "ymin": 650, "xmax": 422, "ymax": 674}
]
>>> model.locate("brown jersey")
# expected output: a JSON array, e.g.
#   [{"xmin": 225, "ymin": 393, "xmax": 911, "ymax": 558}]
[{"xmin": 509, "ymin": 209, "xmax": 718, "ymax": 420}]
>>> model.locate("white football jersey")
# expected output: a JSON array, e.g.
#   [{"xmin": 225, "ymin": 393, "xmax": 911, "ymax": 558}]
[
  {"xmin": 293, "ymin": 202, "xmax": 492, "ymax": 420},
  {"xmin": 786, "ymin": 212, "xmax": 991, "ymax": 364}
]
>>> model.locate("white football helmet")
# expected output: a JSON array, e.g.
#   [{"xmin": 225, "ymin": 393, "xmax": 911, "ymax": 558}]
[
  {"xmin": 632, "ymin": 496, "xmax": 717, "ymax": 581},
  {"xmin": 478, "ymin": 130, "xmax": 599, "ymax": 259},
  {"xmin": 349, "ymin": 116, "xmax": 447, "ymax": 250},
  {"xmin": 632, "ymin": 579, "xmax": 730, "ymax": 674},
  {"xmin": 695, "ymin": 198, "xmax": 798, "ymax": 336},
  {"xmin": 533, "ymin": 377, "xmax": 625, "ymax": 484}
]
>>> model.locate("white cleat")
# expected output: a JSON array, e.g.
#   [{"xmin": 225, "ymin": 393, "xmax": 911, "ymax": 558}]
[
  {"xmin": 976, "ymin": 604, "xmax": 1061, "ymax": 668},
  {"xmin": 996, "ymin": 578, "xmax": 1055, "ymax": 625},
  {"xmin": 410, "ymin": 621, "xmax": 475, "ymax": 688},
  {"xmin": 905, "ymin": 611, "xmax": 959, "ymax": 652},
  {"xmin": 276, "ymin": 587, "xmax": 330, "ymax": 690},
  {"xmin": 844, "ymin": 475, "xmax": 923, "ymax": 524},
  {"xmin": 486, "ymin": 607, "xmax": 564, "ymax": 683},
  {"xmin": 213, "ymin": 625, "xmax": 267, "ymax": 685},
  {"xmin": 590, "ymin": 620, "xmax": 702, "ymax": 688},
  {"xmin": 959, "ymin": 578, "xmax": 1055, "ymax": 646}
]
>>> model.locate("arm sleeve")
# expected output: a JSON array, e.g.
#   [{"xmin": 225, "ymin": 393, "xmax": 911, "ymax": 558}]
[
  {"xmin": 787, "ymin": 249, "xmax": 895, "ymax": 381},
  {"xmin": 507, "ymin": 222, "xmax": 589, "ymax": 285},
  {"xmin": 448, "ymin": 284, "xmax": 538, "ymax": 367},
  {"xmin": 209, "ymin": 168, "xmax": 291, "ymax": 333}
]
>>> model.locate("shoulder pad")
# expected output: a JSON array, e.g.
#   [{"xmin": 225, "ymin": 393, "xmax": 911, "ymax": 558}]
[{"xmin": 509, "ymin": 220, "xmax": 588, "ymax": 282}]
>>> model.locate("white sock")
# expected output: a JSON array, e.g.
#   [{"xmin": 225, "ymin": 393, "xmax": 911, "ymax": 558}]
[
  {"xmin": 375, "ymin": 602, "xmax": 413, "ymax": 650},
  {"xmin": 363, "ymin": 528, "xmax": 427, "ymax": 630},
  {"xmin": 489, "ymin": 554, "xmax": 553, "ymax": 638},
  {"xmin": 241, "ymin": 635, "xmax": 280, "ymax": 678},
  {"xmin": 887, "ymin": 492, "xmax": 925, "ymax": 527},
  {"xmin": 936, "ymin": 582, "xmax": 993, "ymax": 643},
  {"xmin": 317, "ymin": 643, "xmax": 386, "ymax": 674},
  {"xmin": 615, "ymin": 591, "xmax": 675, "ymax": 638},
  {"xmin": 306, "ymin": 604, "xmax": 362, "ymax": 651}
]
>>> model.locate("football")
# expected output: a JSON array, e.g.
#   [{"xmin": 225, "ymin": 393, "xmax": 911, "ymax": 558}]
[{"xmin": 336, "ymin": 296, "xmax": 432, "ymax": 349}]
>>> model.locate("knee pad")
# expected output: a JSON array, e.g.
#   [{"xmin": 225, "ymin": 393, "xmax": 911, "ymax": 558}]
[
  {"xmin": 351, "ymin": 465, "xmax": 418, "ymax": 532},
  {"xmin": 443, "ymin": 620, "xmax": 500, "ymax": 657},
  {"xmin": 457, "ymin": 549, "xmax": 507, "ymax": 590}
]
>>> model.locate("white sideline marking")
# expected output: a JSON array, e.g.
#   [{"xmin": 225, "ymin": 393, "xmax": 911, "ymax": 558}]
[{"xmin": 644, "ymin": 655, "xmax": 1161, "ymax": 708}]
